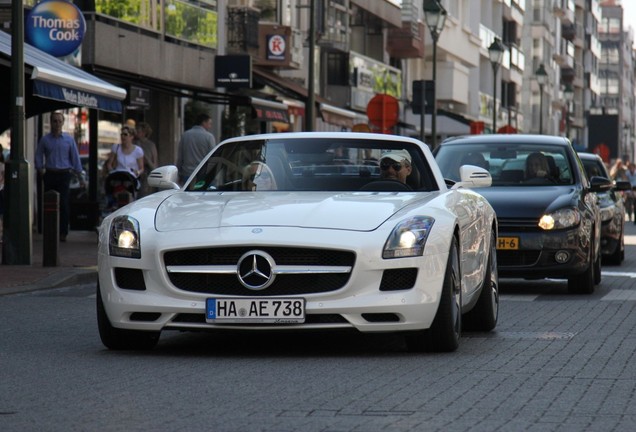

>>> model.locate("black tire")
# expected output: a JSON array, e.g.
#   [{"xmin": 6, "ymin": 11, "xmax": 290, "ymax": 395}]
[
  {"xmin": 567, "ymin": 242, "xmax": 595, "ymax": 294},
  {"xmin": 97, "ymin": 283, "xmax": 160, "ymax": 350},
  {"xmin": 604, "ymin": 227, "xmax": 624, "ymax": 266},
  {"xmin": 406, "ymin": 237, "xmax": 461, "ymax": 353},
  {"xmin": 463, "ymin": 231, "xmax": 499, "ymax": 332},
  {"xmin": 593, "ymin": 243, "xmax": 602, "ymax": 286}
]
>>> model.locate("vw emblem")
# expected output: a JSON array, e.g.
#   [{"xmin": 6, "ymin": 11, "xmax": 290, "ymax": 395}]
[{"xmin": 237, "ymin": 250, "xmax": 276, "ymax": 290}]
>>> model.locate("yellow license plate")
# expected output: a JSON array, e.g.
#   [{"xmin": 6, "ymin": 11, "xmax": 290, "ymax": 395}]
[{"xmin": 497, "ymin": 236, "xmax": 519, "ymax": 250}]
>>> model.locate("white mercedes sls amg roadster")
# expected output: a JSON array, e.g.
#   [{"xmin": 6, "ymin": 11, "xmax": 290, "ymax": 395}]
[{"xmin": 97, "ymin": 132, "xmax": 498, "ymax": 352}]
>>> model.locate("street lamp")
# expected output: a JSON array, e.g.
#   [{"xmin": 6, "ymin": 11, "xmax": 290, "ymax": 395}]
[
  {"xmin": 535, "ymin": 63, "xmax": 548, "ymax": 135},
  {"xmin": 488, "ymin": 37, "xmax": 505, "ymax": 133},
  {"xmin": 563, "ymin": 83, "xmax": 574, "ymax": 140},
  {"xmin": 423, "ymin": 0, "xmax": 447, "ymax": 149}
]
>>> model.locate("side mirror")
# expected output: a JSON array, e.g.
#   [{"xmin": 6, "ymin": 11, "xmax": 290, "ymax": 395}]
[
  {"xmin": 589, "ymin": 175, "xmax": 613, "ymax": 193},
  {"xmin": 147, "ymin": 165, "xmax": 180, "ymax": 190},
  {"xmin": 452, "ymin": 165, "xmax": 492, "ymax": 189}
]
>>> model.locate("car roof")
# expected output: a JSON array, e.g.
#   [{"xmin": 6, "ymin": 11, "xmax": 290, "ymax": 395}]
[
  {"xmin": 576, "ymin": 152, "xmax": 603, "ymax": 162},
  {"xmin": 221, "ymin": 132, "xmax": 425, "ymax": 146},
  {"xmin": 440, "ymin": 134, "xmax": 571, "ymax": 147}
]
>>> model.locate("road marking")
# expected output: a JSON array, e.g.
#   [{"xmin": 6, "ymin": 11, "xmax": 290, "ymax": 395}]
[
  {"xmin": 601, "ymin": 290, "xmax": 636, "ymax": 301},
  {"xmin": 500, "ymin": 294, "xmax": 538, "ymax": 302},
  {"xmin": 602, "ymin": 271, "xmax": 636, "ymax": 279}
]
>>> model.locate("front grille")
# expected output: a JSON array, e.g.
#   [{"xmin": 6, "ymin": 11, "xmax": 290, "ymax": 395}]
[
  {"xmin": 362, "ymin": 313, "xmax": 400, "ymax": 323},
  {"xmin": 164, "ymin": 247, "xmax": 355, "ymax": 296},
  {"xmin": 115, "ymin": 268, "xmax": 146, "ymax": 291},
  {"xmin": 496, "ymin": 250, "xmax": 541, "ymax": 267},
  {"xmin": 168, "ymin": 273, "xmax": 351, "ymax": 296},
  {"xmin": 171, "ymin": 313, "xmax": 348, "ymax": 325},
  {"xmin": 379, "ymin": 268, "xmax": 418, "ymax": 291},
  {"xmin": 130, "ymin": 312, "xmax": 161, "ymax": 322},
  {"xmin": 497, "ymin": 217, "xmax": 540, "ymax": 231}
]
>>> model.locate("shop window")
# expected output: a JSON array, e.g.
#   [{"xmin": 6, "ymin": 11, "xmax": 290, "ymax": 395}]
[{"xmin": 327, "ymin": 52, "xmax": 348, "ymax": 86}]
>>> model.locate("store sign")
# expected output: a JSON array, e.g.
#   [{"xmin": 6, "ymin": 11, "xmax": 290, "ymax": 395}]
[
  {"xmin": 266, "ymin": 34, "xmax": 286, "ymax": 60},
  {"xmin": 215, "ymin": 55, "xmax": 252, "ymax": 89},
  {"xmin": 129, "ymin": 86, "xmax": 150, "ymax": 107},
  {"xmin": 25, "ymin": 0, "xmax": 86, "ymax": 57}
]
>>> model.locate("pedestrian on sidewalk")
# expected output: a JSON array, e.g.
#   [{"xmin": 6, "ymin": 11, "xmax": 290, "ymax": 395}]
[
  {"xmin": 35, "ymin": 112, "xmax": 85, "ymax": 242},
  {"xmin": 176, "ymin": 113, "xmax": 216, "ymax": 185},
  {"xmin": 135, "ymin": 121, "xmax": 158, "ymax": 197}
]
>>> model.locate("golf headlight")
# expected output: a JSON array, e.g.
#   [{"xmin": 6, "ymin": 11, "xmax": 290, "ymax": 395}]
[
  {"xmin": 538, "ymin": 208, "xmax": 580, "ymax": 230},
  {"xmin": 109, "ymin": 216, "xmax": 141, "ymax": 258},
  {"xmin": 383, "ymin": 216, "xmax": 434, "ymax": 259}
]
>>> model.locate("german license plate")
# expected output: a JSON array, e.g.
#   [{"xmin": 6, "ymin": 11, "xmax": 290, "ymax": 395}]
[
  {"xmin": 206, "ymin": 298, "xmax": 305, "ymax": 323},
  {"xmin": 497, "ymin": 236, "xmax": 519, "ymax": 250}
]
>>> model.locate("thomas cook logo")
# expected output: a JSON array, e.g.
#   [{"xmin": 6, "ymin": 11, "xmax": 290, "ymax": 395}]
[{"xmin": 26, "ymin": 0, "xmax": 86, "ymax": 57}]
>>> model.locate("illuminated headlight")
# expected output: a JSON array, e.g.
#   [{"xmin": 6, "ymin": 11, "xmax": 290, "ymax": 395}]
[
  {"xmin": 538, "ymin": 208, "xmax": 580, "ymax": 230},
  {"xmin": 383, "ymin": 216, "xmax": 434, "ymax": 259},
  {"xmin": 109, "ymin": 216, "xmax": 141, "ymax": 258}
]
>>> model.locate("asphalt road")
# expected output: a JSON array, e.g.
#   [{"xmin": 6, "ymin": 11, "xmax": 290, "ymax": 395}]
[{"xmin": 1, "ymin": 233, "xmax": 635, "ymax": 431}]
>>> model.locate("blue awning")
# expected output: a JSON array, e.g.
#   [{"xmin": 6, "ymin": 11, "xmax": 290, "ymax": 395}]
[{"xmin": 0, "ymin": 30, "xmax": 126, "ymax": 113}]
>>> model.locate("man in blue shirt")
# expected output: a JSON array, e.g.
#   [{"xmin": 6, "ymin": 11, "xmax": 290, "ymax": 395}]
[
  {"xmin": 176, "ymin": 113, "xmax": 216, "ymax": 185},
  {"xmin": 35, "ymin": 112, "xmax": 84, "ymax": 241}
]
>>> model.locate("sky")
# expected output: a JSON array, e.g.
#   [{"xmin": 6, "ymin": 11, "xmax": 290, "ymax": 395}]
[{"xmin": 622, "ymin": 0, "xmax": 636, "ymax": 43}]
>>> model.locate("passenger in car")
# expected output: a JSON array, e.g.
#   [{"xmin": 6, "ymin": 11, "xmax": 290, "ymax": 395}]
[
  {"xmin": 242, "ymin": 161, "xmax": 277, "ymax": 191},
  {"xmin": 525, "ymin": 152, "xmax": 550, "ymax": 180}
]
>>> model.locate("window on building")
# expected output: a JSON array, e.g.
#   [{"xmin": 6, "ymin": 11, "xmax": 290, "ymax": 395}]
[
  {"xmin": 327, "ymin": 52, "xmax": 348, "ymax": 86},
  {"xmin": 94, "ymin": 0, "xmax": 218, "ymax": 48}
]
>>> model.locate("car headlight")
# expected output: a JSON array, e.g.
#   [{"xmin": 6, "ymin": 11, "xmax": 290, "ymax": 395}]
[
  {"xmin": 383, "ymin": 216, "xmax": 434, "ymax": 259},
  {"xmin": 109, "ymin": 216, "xmax": 141, "ymax": 258},
  {"xmin": 538, "ymin": 208, "xmax": 580, "ymax": 230}
]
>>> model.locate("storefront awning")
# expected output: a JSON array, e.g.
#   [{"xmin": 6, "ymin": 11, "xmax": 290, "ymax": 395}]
[
  {"xmin": 319, "ymin": 103, "xmax": 357, "ymax": 129},
  {"xmin": 0, "ymin": 30, "xmax": 126, "ymax": 114},
  {"xmin": 251, "ymin": 97, "xmax": 289, "ymax": 123}
]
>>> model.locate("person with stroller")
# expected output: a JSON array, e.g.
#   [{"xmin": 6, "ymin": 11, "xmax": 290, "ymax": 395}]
[{"xmin": 103, "ymin": 125, "xmax": 145, "ymax": 211}]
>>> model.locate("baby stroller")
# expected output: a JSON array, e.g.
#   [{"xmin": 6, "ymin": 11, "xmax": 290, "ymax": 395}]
[{"xmin": 103, "ymin": 170, "xmax": 140, "ymax": 213}]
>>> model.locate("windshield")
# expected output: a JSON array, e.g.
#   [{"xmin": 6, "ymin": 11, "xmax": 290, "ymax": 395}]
[
  {"xmin": 435, "ymin": 142, "xmax": 576, "ymax": 186},
  {"xmin": 184, "ymin": 137, "xmax": 438, "ymax": 192},
  {"xmin": 580, "ymin": 157, "xmax": 609, "ymax": 180}
]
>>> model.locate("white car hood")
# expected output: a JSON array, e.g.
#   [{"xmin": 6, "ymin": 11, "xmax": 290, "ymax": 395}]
[{"xmin": 154, "ymin": 192, "xmax": 435, "ymax": 232}]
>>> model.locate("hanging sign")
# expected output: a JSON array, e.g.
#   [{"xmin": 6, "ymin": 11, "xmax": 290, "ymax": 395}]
[{"xmin": 25, "ymin": 0, "xmax": 86, "ymax": 57}]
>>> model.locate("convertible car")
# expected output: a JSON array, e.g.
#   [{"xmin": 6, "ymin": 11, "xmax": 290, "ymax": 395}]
[{"xmin": 97, "ymin": 132, "xmax": 498, "ymax": 353}]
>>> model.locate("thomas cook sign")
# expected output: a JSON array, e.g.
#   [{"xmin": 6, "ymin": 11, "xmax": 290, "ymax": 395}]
[{"xmin": 25, "ymin": 0, "xmax": 86, "ymax": 57}]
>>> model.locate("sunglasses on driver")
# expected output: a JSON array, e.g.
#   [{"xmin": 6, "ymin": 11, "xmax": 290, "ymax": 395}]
[{"xmin": 380, "ymin": 160, "xmax": 406, "ymax": 171}]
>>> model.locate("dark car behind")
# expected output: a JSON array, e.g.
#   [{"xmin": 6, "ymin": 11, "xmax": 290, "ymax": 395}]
[
  {"xmin": 578, "ymin": 152, "xmax": 630, "ymax": 265},
  {"xmin": 434, "ymin": 134, "xmax": 611, "ymax": 294}
]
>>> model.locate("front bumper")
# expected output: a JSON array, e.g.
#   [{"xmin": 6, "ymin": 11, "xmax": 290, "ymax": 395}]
[
  {"xmin": 98, "ymin": 227, "xmax": 449, "ymax": 334},
  {"xmin": 496, "ymin": 226, "xmax": 592, "ymax": 279}
]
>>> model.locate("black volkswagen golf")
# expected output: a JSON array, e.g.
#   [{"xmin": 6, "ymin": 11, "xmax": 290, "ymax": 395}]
[{"xmin": 434, "ymin": 134, "xmax": 612, "ymax": 294}]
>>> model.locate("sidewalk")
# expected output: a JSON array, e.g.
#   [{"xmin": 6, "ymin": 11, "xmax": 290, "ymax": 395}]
[{"xmin": 0, "ymin": 230, "xmax": 98, "ymax": 296}]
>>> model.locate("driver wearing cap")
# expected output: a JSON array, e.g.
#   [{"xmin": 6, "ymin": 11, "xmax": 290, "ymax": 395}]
[{"xmin": 380, "ymin": 150, "xmax": 412, "ymax": 184}]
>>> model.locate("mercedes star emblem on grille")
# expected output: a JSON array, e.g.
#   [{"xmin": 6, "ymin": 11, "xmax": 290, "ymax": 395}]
[{"xmin": 237, "ymin": 250, "xmax": 276, "ymax": 290}]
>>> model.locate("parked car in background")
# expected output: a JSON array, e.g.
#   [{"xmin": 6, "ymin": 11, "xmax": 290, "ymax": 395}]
[
  {"xmin": 434, "ymin": 134, "xmax": 612, "ymax": 294},
  {"xmin": 97, "ymin": 132, "xmax": 499, "ymax": 353},
  {"xmin": 578, "ymin": 152, "xmax": 631, "ymax": 265}
]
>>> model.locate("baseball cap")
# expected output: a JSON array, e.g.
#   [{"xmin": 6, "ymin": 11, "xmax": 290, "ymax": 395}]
[{"xmin": 381, "ymin": 149, "xmax": 411, "ymax": 164}]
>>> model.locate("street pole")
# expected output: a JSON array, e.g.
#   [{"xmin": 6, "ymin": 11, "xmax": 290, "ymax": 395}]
[
  {"xmin": 420, "ymin": 81, "xmax": 426, "ymax": 142},
  {"xmin": 304, "ymin": 0, "xmax": 315, "ymax": 132},
  {"xmin": 539, "ymin": 84, "xmax": 544, "ymax": 135},
  {"xmin": 3, "ymin": 0, "xmax": 32, "ymax": 265},
  {"xmin": 492, "ymin": 69, "xmax": 497, "ymax": 133},
  {"xmin": 431, "ymin": 38, "xmax": 438, "ymax": 148}
]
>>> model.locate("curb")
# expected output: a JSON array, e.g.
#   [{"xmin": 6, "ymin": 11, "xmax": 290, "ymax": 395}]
[{"xmin": 0, "ymin": 268, "xmax": 98, "ymax": 296}]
